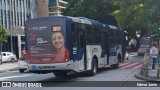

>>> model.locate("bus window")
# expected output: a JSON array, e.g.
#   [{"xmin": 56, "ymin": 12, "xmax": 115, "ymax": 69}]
[
  {"xmin": 93, "ymin": 27, "xmax": 101, "ymax": 44},
  {"xmin": 71, "ymin": 23, "xmax": 77, "ymax": 44},
  {"xmin": 109, "ymin": 30, "xmax": 116, "ymax": 43},
  {"xmin": 86, "ymin": 25, "xmax": 93, "ymax": 44},
  {"xmin": 78, "ymin": 29, "xmax": 86, "ymax": 47},
  {"xmin": 103, "ymin": 32, "xmax": 108, "ymax": 46}
]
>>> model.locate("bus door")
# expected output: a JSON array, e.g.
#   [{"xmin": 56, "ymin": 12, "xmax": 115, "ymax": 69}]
[
  {"xmin": 77, "ymin": 29, "xmax": 87, "ymax": 70},
  {"xmin": 102, "ymin": 31, "xmax": 109, "ymax": 65},
  {"xmin": 109, "ymin": 30, "xmax": 117, "ymax": 65}
]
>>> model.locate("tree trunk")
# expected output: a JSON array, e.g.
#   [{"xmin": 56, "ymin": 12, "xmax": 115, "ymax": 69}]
[{"xmin": 0, "ymin": 41, "xmax": 3, "ymax": 64}]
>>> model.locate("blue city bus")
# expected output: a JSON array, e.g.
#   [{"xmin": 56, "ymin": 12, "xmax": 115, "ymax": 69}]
[{"xmin": 25, "ymin": 16, "xmax": 125, "ymax": 76}]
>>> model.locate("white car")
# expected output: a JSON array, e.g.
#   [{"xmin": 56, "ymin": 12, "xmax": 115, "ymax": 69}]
[
  {"xmin": 0, "ymin": 52, "xmax": 17, "ymax": 62},
  {"xmin": 18, "ymin": 54, "xmax": 28, "ymax": 73}
]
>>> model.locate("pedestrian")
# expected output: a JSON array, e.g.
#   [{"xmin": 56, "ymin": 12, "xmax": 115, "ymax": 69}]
[
  {"xmin": 141, "ymin": 50, "xmax": 150, "ymax": 76},
  {"xmin": 150, "ymin": 43, "xmax": 159, "ymax": 69},
  {"xmin": 143, "ymin": 49, "xmax": 151, "ymax": 65}
]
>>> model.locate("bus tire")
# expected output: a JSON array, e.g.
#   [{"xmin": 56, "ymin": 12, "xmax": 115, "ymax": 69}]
[
  {"xmin": 89, "ymin": 59, "xmax": 97, "ymax": 76},
  {"xmin": 53, "ymin": 72, "xmax": 67, "ymax": 77},
  {"xmin": 112, "ymin": 55, "xmax": 120, "ymax": 69},
  {"xmin": 19, "ymin": 69, "xmax": 25, "ymax": 73},
  {"xmin": 113, "ymin": 62, "xmax": 119, "ymax": 69}
]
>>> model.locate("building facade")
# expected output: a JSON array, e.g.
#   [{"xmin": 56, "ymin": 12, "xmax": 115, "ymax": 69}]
[
  {"xmin": 0, "ymin": 0, "xmax": 36, "ymax": 58},
  {"xmin": 36, "ymin": 0, "xmax": 67, "ymax": 17},
  {"xmin": 0, "ymin": 0, "xmax": 67, "ymax": 58}
]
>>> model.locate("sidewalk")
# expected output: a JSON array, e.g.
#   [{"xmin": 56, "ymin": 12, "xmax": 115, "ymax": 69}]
[
  {"xmin": 0, "ymin": 62, "xmax": 18, "ymax": 73},
  {"xmin": 135, "ymin": 66, "xmax": 160, "ymax": 82},
  {"xmin": 130, "ymin": 52, "xmax": 160, "ymax": 82}
]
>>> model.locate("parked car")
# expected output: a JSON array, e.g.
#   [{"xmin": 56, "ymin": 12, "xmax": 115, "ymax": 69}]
[
  {"xmin": 137, "ymin": 45, "xmax": 150, "ymax": 56},
  {"xmin": 18, "ymin": 54, "xmax": 28, "ymax": 73},
  {"xmin": 0, "ymin": 52, "xmax": 17, "ymax": 62}
]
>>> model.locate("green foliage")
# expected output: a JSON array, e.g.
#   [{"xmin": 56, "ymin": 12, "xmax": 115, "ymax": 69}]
[
  {"xmin": 62, "ymin": 0, "xmax": 118, "ymax": 25},
  {"xmin": 112, "ymin": 0, "xmax": 160, "ymax": 35},
  {"xmin": 0, "ymin": 25, "xmax": 8, "ymax": 43},
  {"xmin": 63, "ymin": 0, "xmax": 160, "ymax": 35}
]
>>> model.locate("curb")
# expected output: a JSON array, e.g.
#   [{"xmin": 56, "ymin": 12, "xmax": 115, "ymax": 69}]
[{"xmin": 135, "ymin": 70, "xmax": 160, "ymax": 82}]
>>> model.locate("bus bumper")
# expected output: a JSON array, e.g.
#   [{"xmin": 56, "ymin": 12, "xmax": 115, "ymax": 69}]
[{"xmin": 27, "ymin": 61, "xmax": 74, "ymax": 72}]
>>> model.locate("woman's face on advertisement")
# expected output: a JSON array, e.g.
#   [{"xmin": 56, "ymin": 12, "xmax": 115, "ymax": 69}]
[{"xmin": 52, "ymin": 32, "xmax": 65, "ymax": 49}]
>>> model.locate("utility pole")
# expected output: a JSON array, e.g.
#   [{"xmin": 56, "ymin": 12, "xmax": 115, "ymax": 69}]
[
  {"xmin": 13, "ymin": 26, "xmax": 25, "ymax": 58},
  {"xmin": 0, "ymin": 41, "xmax": 2, "ymax": 64},
  {"xmin": 9, "ymin": 0, "xmax": 13, "ymax": 53},
  {"xmin": 10, "ymin": 26, "xmax": 13, "ymax": 53}
]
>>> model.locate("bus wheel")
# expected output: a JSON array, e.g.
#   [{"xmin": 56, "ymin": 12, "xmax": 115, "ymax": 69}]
[
  {"xmin": 113, "ymin": 62, "xmax": 119, "ymax": 69},
  {"xmin": 89, "ymin": 59, "xmax": 97, "ymax": 76},
  {"xmin": 19, "ymin": 69, "xmax": 25, "ymax": 73},
  {"xmin": 53, "ymin": 72, "xmax": 67, "ymax": 77},
  {"xmin": 112, "ymin": 56, "xmax": 120, "ymax": 69}
]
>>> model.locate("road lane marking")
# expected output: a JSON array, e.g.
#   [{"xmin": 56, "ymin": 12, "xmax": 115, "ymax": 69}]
[
  {"xmin": 132, "ymin": 64, "xmax": 143, "ymax": 69},
  {"xmin": 120, "ymin": 71, "xmax": 137, "ymax": 86},
  {"xmin": 119, "ymin": 63, "xmax": 140, "ymax": 69},
  {"xmin": 0, "ymin": 74, "xmax": 32, "ymax": 80},
  {"xmin": 119, "ymin": 63, "xmax": 129, "ymax": 67}
]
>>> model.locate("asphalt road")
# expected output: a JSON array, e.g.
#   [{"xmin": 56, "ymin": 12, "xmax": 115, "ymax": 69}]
[{"xmin": 1, "ymin": 53, "xmax": 159, "ymax": 89}]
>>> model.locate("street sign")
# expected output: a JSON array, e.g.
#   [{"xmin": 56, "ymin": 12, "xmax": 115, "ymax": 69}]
[{"xmin": 12, "ymin": 26, "xmax": 25, "ymax": 30}]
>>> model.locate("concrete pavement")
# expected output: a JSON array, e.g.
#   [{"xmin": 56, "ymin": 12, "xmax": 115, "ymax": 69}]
[
  {"xmin": 135, "ymin": 66, "xmax": 160, "ymax": 82},
  {"xmin": 0, "ymin": 62, "xmax": 18, "ymax": 73},
  {"xmin": 129, "ymin": 52, "xmax": 160, "ymax": 82}
]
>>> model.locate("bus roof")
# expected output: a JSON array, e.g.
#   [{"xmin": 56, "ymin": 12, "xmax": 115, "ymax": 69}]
[
  {"xmin": 26, "ymin": 16, "xmax": 123, "ymax": 32},
  {"xmin": 108, "ymin": 25, "xmax": 117, "ymax": 29}
]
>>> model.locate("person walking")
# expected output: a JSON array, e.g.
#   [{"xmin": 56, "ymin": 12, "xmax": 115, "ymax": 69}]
[{"xmin": 150, "ymin": 44, "xmax": 159, "ymax": 69}]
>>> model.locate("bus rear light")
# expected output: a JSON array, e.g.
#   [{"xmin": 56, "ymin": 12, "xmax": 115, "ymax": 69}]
[
  {"xmin": 26, "ymin": 50, "xmax": 30, "ymax": 63},
  {"xmin": 65, "ymin": 51, "xmax": 70, "ymax": 62}
]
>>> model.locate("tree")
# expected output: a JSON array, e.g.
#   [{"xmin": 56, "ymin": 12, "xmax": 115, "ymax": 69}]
[
  {"xmin": 62, "ymin": 0, "xmax": 118, "ymax": 25},
  {"xmin": 0, "ymin": 25, "xmax": 8, "ymax": 64},
  {"xmin": 63, "ymin": 0, "xmax": 160, "ymax": 36},
  {"xmin": 112, "ymin": 0, "xmax": 160, "ymax": 35},
  {"xmin": 0, "ymin": 24, "xmax": 8, "ymax": 46}
]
